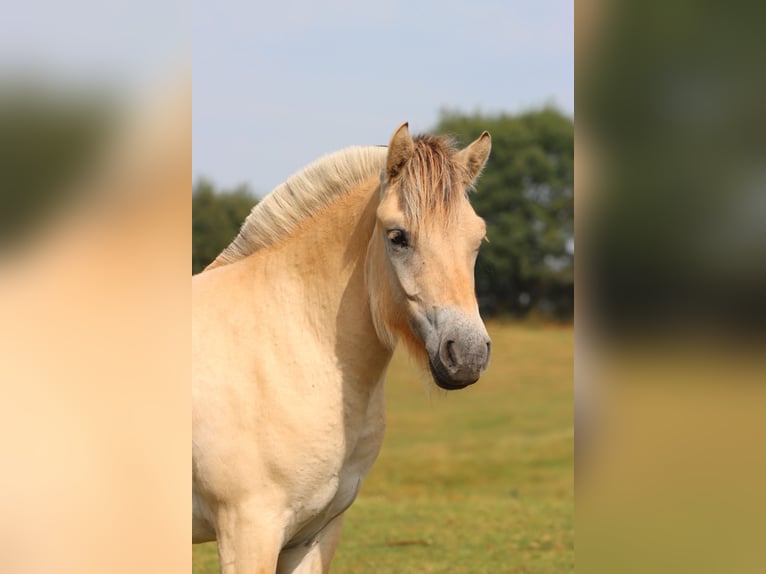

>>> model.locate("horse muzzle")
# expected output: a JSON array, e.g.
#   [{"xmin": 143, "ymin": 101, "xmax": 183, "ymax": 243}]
[{"xmin": 413, "ymin": 308, "xmax": 491, "ymax": 390}]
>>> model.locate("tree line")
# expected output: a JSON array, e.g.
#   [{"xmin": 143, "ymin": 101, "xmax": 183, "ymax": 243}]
[{"xmin": 193, "ymin": 108, "xmax": 573, "ymax": 320}]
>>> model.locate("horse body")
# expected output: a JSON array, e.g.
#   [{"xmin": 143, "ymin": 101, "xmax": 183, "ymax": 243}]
[{"xmin": 193, "ymin": 124, "xmax": 492, "ymax": 573}]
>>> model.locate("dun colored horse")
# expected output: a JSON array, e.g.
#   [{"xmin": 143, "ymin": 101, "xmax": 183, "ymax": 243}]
[{"xmin": 193, "ymin": 123, "xmax": 492, "ymax": 573}]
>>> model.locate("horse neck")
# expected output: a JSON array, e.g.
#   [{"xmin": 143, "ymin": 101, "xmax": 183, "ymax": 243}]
[{"xmin": 258, "ymin": 176, "xmax": 393, "ymax": 383}]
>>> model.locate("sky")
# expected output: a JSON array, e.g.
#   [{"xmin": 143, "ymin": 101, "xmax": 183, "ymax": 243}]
[{"xmin": 193, "ymin": 0, "xmax": 573, "ymax": 194}]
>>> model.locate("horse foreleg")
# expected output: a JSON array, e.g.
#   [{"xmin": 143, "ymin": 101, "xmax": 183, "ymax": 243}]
[
  {"xmin": 215, "ymin": 502, "xmax": 283, "ymax": 574},
  {"xmin": 276, "ymin": 514, "xmax": 345, "ymax": 574}
]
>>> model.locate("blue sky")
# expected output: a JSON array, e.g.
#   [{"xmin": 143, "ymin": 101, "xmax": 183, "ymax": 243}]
[{"xmin": 193, "ymin": 0, "xmax": 573, "ymax": 193}]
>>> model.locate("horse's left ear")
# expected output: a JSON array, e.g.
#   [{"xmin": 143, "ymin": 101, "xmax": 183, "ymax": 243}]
[
  {"xmin": 456, "ymin": 131, "xmax": 491, "ymax": 186},
  {"xmin": 386, "ymin": 122, "xmax": 415, "ymax": 181}
]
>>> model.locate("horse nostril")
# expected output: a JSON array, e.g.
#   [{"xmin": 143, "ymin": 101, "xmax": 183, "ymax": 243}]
[
  {"xmin": 445, "ymin": 340, "xmax": 457, "ymax": 368},
  {"xmin": 484, "ymin": 341, "xmax": 491, "ymax": 368}
]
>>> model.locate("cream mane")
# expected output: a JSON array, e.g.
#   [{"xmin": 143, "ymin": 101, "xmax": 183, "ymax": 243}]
[{"xmin": 206, "ymin": 145, "xmax": 388, "ymax": 270}]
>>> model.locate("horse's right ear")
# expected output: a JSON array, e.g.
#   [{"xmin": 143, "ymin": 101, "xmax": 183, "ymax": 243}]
[
  {"xmin": 456, "ymin": 131, "xmax": 492, "ymax": 186},
  {"xmin": 386, "ymin": 122, "xmax": 415, "ymax": 180}
]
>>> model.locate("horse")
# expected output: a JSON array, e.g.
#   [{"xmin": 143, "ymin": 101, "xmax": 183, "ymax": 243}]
[{"xmin": 192, "ymin": 122, "xmax": 492, "ymax": 573}]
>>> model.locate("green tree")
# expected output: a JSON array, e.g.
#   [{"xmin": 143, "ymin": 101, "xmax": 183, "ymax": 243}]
[
  {"xmin": 434, "ymin": 108, "xmax": 574, "ymax": 319},
  {"xmin": 192, "ymin": 178, "xmax": 257, "ymax": 274}
]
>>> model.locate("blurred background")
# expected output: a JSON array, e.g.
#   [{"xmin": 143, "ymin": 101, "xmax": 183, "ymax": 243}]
[
  {"xmin": 0, "ymin": 1, "xmax": 190, "ymax": 574},
  {"xmin": 577, "ymin": 1, "xmax": 766, "ymax": 573},
  {"xmin": 11, "ymin": 0, "xmax": 765, "ymax": 573}
]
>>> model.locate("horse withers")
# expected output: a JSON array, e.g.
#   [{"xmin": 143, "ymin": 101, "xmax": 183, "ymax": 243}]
[{"xmin": 192, "ymin": 123, "xmax": 492, "ymax": 573}]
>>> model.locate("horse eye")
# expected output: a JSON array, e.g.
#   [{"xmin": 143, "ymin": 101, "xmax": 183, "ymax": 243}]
[{"xmin": 387, "ymin": 229, "xmax": 409, "ymax": 248}]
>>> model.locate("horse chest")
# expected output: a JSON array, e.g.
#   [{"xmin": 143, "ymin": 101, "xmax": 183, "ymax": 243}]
[
  {"xmin": 285, "ymin": 390, "xmax": 385, "ymax": 545},
  {"xmin": 292, "ymin": 468, "xmax": 361, "ymax": 528}
]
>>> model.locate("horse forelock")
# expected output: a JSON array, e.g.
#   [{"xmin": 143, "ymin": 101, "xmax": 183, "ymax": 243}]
[{"xmin": 397, "ymin": 135, "xmax": 470, "ymax": 229}]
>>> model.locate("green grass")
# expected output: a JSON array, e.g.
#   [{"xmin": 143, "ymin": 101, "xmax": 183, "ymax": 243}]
[{"xmin": 193, "ymin": 322, "xmax": 573, "ymax": 573}]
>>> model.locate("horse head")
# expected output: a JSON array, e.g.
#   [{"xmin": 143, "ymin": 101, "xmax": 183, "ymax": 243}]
[{"xmin": 367, "ymin": 122, "xmax": 492, "ymax": 390}]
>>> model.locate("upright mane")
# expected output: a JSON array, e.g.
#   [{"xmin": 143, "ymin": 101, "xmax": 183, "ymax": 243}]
[
  {"xmin": 206, "ymin": 146, "xmax": 387, "ymax": 270},
  {"xmin": 205, "ymin": 134, "xmax": 468, "ymax": 271}
]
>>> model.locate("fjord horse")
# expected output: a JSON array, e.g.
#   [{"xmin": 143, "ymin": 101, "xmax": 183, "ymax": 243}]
[{"xmin": 192, "ymin": 123, "xmax": 492, "ymax": 573}]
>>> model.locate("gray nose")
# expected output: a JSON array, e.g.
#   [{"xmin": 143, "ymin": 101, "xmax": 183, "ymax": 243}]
[{"xmin": 439, "ymin": 333, "xmax": 491, "ymax": 383}]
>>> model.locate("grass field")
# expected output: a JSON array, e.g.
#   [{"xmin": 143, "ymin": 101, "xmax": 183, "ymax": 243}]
[{"xmin": 192, "ymin": 322, "xmax": 573, "ymax": 573}]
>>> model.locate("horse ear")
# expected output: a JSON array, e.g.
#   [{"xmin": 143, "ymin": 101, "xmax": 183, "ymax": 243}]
[
  {"xmin": 386, "ymin": 122, "xmax": 415, "ymax": 180},
  {"xmin": 456, "ymin": 131, "xmax": 491, "ymax": 185}
]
